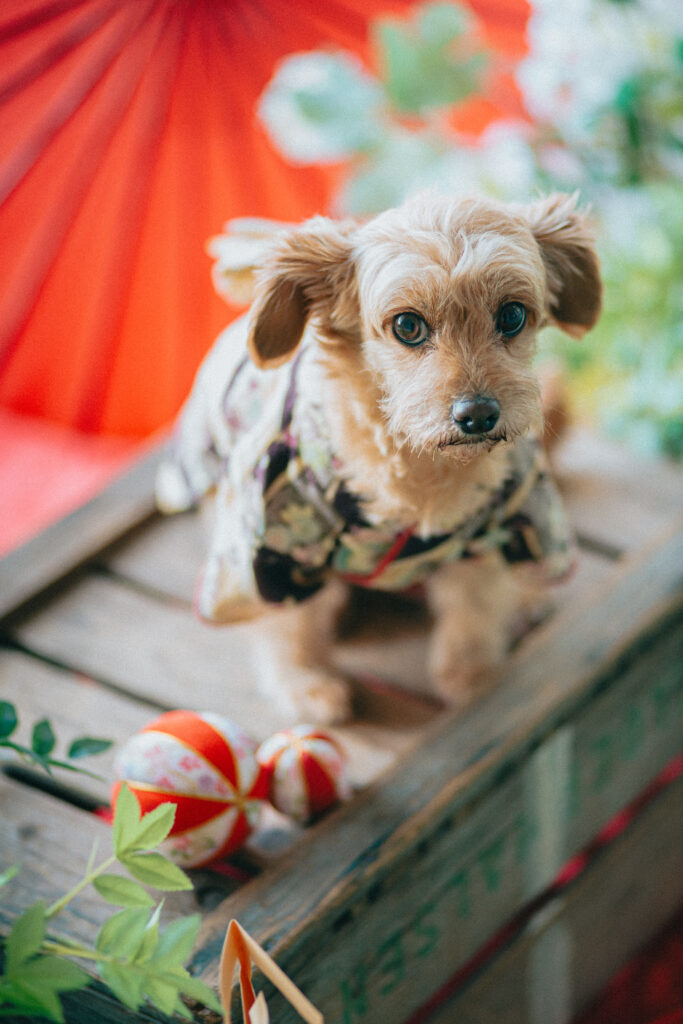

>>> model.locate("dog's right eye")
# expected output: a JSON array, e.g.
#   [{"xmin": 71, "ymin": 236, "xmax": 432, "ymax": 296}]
[
  {"xmin": 392, "ymin": 312, "xmax": 430, "ymax": 347},
  {"xmin": 496, "ymin": 301, "xmax": 527, "ymax": 339}
]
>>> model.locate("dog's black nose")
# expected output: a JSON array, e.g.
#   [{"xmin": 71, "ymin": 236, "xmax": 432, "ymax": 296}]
[{"xmin": 451, "ymin": 396, "xmax": 501, "ymax": 435}]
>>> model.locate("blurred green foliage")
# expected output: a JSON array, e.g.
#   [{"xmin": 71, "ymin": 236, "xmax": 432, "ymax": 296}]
[
  {"xmin": 378, "ymin": 2, "xmax": 486, "ymax": 112},
  {"xmin": 259, "ymin": 0, "xmax": 682, "ymax": 458},
  {"xmin": 545, "ymin": 182, "xmax": 683, "ymax": 458}
]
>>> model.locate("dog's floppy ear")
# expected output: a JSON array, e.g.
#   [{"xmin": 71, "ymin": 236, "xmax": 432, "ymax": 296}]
[
  {"xmin": 526, "ymin": 193, "xmax": 602, "ymax": 339},
  {"xmin": 247, "ymin": 217, "xmax": 356, "ymax": 369}
]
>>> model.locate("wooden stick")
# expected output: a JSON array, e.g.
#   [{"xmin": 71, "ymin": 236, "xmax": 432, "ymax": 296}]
[
  {"xmin": 249, "ymin": 992, "xmax": 270, "ymax": 1024},
  {"xmin": 220, "ymin": 919, "xmax": 324, "ymax": 1024}
]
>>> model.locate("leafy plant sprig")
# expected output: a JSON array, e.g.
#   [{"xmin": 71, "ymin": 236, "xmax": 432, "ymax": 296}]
[
  {"xmin": 0, "ymin": 785, "xmax": 223, "ymax": 1022},
  {"xmin": 0, "ymin": 701, "xmax": 112, "ymax": 777}
]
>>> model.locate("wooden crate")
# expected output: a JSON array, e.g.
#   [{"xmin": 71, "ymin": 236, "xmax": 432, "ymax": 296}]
[{"xmin": 1, "ymin": 428, "xmax": 681, "ymax": 1024}]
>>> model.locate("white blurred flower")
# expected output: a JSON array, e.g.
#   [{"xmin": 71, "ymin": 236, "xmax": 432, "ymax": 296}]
[
  {"xmin": 471, "ymin": 123, "xmax": 539, "ymax": 198},
  {"xmin": 517, "ymin": 0, "xmax": 680, "ymax": 142},
  {"xmin": 341, "ymin": 121, "xmax": 539, "ymax": 215},
  {"xmin": 423, "ymin": 123, "xmax": 538, "ymax": 202},
  {"xmin": 258, "ymin": 51, "xmax": 383, "ymax": 164},
  {"xmin": 536, "ymin": 143, "xmax": 586, "ymax": 187},
  {"xmin": 598, "ymin": 187, "xmax": 673, "ymax": 268}
]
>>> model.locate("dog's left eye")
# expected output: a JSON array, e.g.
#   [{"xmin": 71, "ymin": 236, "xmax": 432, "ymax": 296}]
[
  {"xmin": 392, "ymin": 312, "xmax": 430, "ymax": 347},
  {"xmin": 496, "ymin": 301, "xmax": 527, "ymax": 338}
]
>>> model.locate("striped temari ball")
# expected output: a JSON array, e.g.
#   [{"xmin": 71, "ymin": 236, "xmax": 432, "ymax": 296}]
[
  {"xmin": 112, "ymin": 710, "xmax": 269, "ymax": 867},
  {"xmin": 256, "ymin": 725, "xmax": 350, "ymax": 824}
]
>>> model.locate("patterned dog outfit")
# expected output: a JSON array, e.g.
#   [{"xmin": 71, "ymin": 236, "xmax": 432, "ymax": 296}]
[{"xmin": 157, "ymin": 324, "xmax": 574, "ymax": 620}]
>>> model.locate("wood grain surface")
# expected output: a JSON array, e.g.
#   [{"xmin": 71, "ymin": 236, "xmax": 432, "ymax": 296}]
[
  {"xmin": 0, "ymin": 444, "xmax": 163, "ymax": 625},
  {"xmin": 1, "ymin": 428, "xmax": 681, "ymax": 1024},
  {"xmin": 426, "ymin": 777, "xmax": 683, "ymax": 1024},
  {"xmin": 191, "ymin": 525, "xmax": 682, "ymax": 1023}
]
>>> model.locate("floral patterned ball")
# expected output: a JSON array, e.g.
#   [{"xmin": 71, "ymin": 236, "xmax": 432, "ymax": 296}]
[
  {"xmin": 112, "ymin": 710, "xmax": 269, "ymax": 867},
  {"xmin": 256, "ymin": 725, "xmax": 351, "ymax": 824}
]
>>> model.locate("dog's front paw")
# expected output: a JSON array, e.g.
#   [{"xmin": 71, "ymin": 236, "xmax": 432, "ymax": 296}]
[
  {"xmin": 288, "ymin": 669, "xmax": 353, "ymax": 726},
  {"xmin": 428, "ymin": 630, "xmax": 504, "ymax": 711}
]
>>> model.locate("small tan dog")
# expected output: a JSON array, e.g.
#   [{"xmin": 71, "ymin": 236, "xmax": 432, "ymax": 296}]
[{"xmin": 157, "ymin": 192, "xmax": 602, "ymax": 724}]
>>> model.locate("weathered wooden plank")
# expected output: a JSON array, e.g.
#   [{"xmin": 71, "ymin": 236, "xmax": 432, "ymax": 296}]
[
  {"xmin": 9, "ymin": 551, "xmax": 616, "ymax": 789},
  {"xmin": 9, "ymin": 575, "xmax": 291, "ymax": 740},
  {"xmin": 0, "ymin": 776, "xmax": 124, "ymax": 947},
  {"xmin": 0, "ymin": 774, "xmax": 233, "ymax": 1023},
  {"xmin": 105, "ymin": 510, "xmax": 206, "ymax": 606},
  {"xmin": 0, "ymin": 444, "xmax": 163, "ymax": 626},
  {"xmin": 223, "ymin": 631, "xmax": 682, "ymax": 1024},
  {"xmin": 0, "ymin": 775, "xmax": 197, "ymax": 946},
  {"xmin": 334, "ymin": 548, "xmax": 610, "ymax": 696},
  {"xmin": 559, "ymin": 627, "xmax": 682, "ymax": 858},
  {"xmin": 8, "ymin": 574, "xmax": 442, "ymax": 795},
  {"xmin": 190, "ymin": 524, "xmax": 682, "ymax": 1023},
  {"xmin": 60, "ymin": 986, "xmax": 166, "ymax": 1024},
  {"xmin": 0, "ymin": 647, "xmax": 415, "ymax": 813},
  {"xmin": 428, "ymin": 777, "xmax": 683, "ymax": 1024},
  {"xmin": 9, "ymin": 541, "xmax": 609, "ymax": 720},
  {"xmin": 0, "ymin": 648, "xmax": 154, "ymax": 803},
  {"xmin": 1, "ymin": 424, "xmax": 680, "ymax": 1024},
  {"xmin": 104, "ymin": 528, "xmax": 612, "ymax": 713},
  {"xmin": 0, "ymin": 646, "xmax": 301, "ymax": 874},
  {"xmin": 553, "ymin": 427, "xmax": 683, "ymax": 554}
]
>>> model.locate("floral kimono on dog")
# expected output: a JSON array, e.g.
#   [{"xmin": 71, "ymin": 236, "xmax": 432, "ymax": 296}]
[{"xmin": 157, "ymin": 326, "xmax": 574, "ymax": 622}]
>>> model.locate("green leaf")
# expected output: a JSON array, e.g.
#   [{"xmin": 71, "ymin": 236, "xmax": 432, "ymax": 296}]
[
  {"xmin": 98, "ymin": 962, "xmax": 143, "ymax": 1011},
  {"xmin": 0, "ymin": 702, "xmax": 18, "ymax": 740},
  {"xmin": 31, "ymin": 720, "xmax": 56, "ymax": 758},
  {"xmin": 143, "ymin": 977, "xmax": 183, "ymax": 1016},
  {"xmin": 0, "ymin": 864, "xmax": 20, "ymax": 888},
  {"xmin": 125, "ymin": 802, "xmax": 177, "ymax": 854},
  {"xmin": 5, "ymin": 979, "xmax": 64, "ymax": 1023},
  {"xmin": 0, "ymin": 988, "xmax": 61, "ymax": 1021},
  {"xmin": 85, "ymin": 837, "xmax": 100, "ymax": 876},
  {"xmin": 6, "ymin": 901, "xmax": 46, "ymax": 973},
  {"xmin": 133, "ymin": 904, "xmax": 163, "ymax": 965},
  {"xmin": 42, "ymin": 757, "xmax": 105, "ymax": 781},
  {"xmin": 112, "ymin": 786, "xmax": 177, "ymax": 857},
  {"xmin": 1, "ymin": 740, "xmax": 53, "ymax": 773},
  {"xmin": 68, "ymin": 737, "xmax": 113, "ymax": 759},
  {"xmin": 151, "ymin": 915, "xmax": 201, "ymax": 968},
  {"xmin": 95, "ymin": 907, "xmax": 152, "ymax": 960},
  {"xmin": 174, "ymin": 970, "xmax": 224, "ymax": 1014},
  {"xmin": 92, "ymin": 874, "xmax": 155, "ymax": 908},
  {"xmin": 172, "ymin": 999, "xmax": 195, "ymax": 1022},
  {"xmin": 112, "ymin": 783, "xmax": 142, "ymax": 858},
  {"xmin": 121, "ymin": 852, "xmax": 192, "ymax": 892},
  {"xmin": 12, "ymin": 956, "xmax": 90, "ymax": 993},
  {"xmin": 1, "ymin": 956, "xmax": 87, "ymax": 1024}
]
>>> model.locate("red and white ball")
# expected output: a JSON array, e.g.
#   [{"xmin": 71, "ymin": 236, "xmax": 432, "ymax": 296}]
[
  {"xmin": 112, "ymin": 710, "xmax": 269, "ymax": 867},
  {"xmin": 257, "ymin": 726, "xmax": 351, "ymax": 824}
]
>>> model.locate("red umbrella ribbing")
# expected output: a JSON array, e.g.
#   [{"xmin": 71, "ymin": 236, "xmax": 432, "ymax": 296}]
[{"xmin": 0, "ymin": 0, "xmax": 530, "ymax": 438}]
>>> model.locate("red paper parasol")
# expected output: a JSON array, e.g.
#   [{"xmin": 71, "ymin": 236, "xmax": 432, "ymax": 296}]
[{"xmin": 0, "ymin": 0, "xmax": 530, "ymax": 439}]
